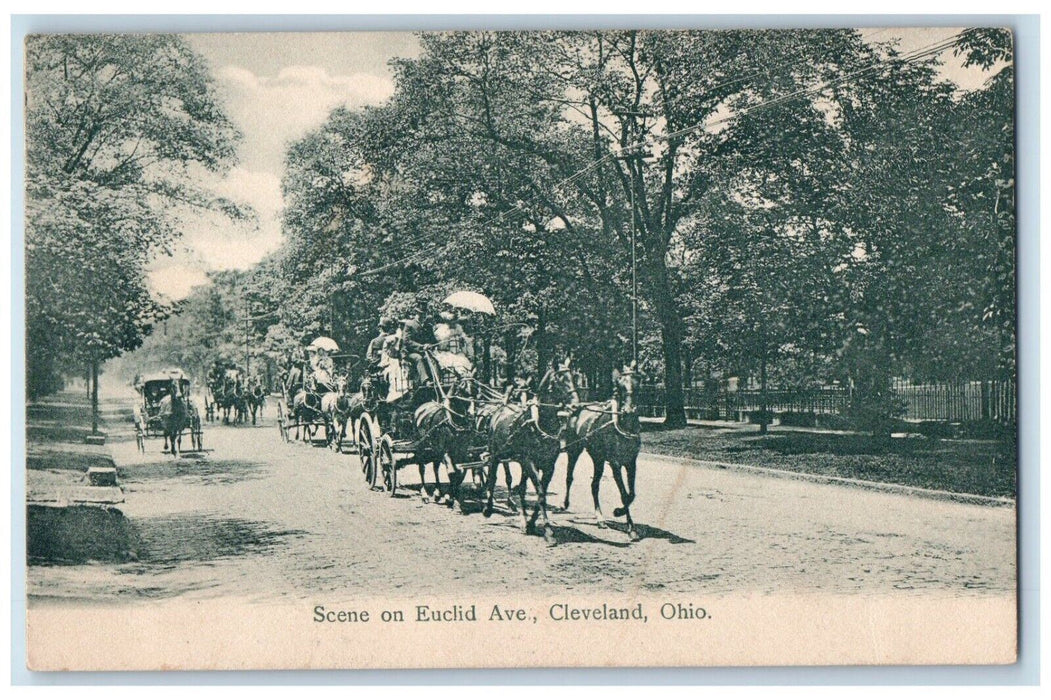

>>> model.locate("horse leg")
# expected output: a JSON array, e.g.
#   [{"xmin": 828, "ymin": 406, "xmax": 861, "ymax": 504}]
[
  {"xmin": 613, "ymin": 456, "xmax": 638, "ymax": 515},
  {"xmin": 536, "ymin": 459, "xmax": 557, "ymax": 544},
  {"xmin": 447, "ymin": 467, "xmax": 468, "ymax": 512},
  {"xmin": 610, "ymin": 461, "xmax": 639, "ymax": 541},
  {"xmin": 503, "ymin": 462, "xmax": 516, "ymax": 512},
  {"xmin": 431, "ymin": 461, "xmax": 444, "ymax": 504},
  {"xmin": 482, "ymin": 454, "xmax": 500, "ymax": 518},
  {"xmin": 517, "ymin": 462, "xmax": 539, "ymax": 534},
  {"xmin": 591, "ymin": 457, "xmax": 607, "ymax": 527},
  {"xmin": 563, "ymin": 446, "xmax": 583, "ymax": 511},
  {"xmin": 418, "ymin": 462, "xmax": 431, "ymax": 503}
]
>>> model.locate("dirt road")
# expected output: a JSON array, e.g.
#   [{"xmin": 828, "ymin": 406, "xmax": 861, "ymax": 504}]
[{"xmin": 27, "ymin": 402, "xmax": 1015, "ymax": 604}]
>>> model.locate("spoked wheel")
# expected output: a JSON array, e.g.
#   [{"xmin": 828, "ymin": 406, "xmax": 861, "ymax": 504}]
[
  {"xmin": 192, "ymin": 416, "xmax": 204, "ymax": 452},
  {"xmin": 359, "ymin": 420, "xmax": 376, "ymax": 486},
  {"xmin": 276, "ymin": 401, "xmax": 289, "ymax": 443},
  {"xmin": 378, "ymin": 436, "xmax": 397, "ymax": 497}
]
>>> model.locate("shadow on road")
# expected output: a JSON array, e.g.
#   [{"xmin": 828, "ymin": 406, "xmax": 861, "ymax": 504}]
[
  {"xmin": 118, "ymin": 458, "xmax": 264, "ymax": 485},
  {"xmin": 130, "ymin": 514, "xmax": 305, "ymax": 565}
]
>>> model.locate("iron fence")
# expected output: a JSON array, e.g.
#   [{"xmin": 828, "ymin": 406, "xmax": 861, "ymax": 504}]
[{"xmin": 633, "ymin": 379, "xmax": 1016, "ymax": 424}]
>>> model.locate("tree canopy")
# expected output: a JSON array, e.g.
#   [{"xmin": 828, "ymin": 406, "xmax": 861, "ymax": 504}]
[{"xmin": 25, "ymin": 34, "xmax": 243, "ymax": 397}]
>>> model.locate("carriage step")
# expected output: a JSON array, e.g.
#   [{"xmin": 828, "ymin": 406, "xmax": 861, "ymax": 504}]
[
  {"xmin": 456, "ymin": 461, "xmax": 486, "ymax": 471},
  {"xmin": 392, "ymin": 440, "xmax": 415, "ymax": 451}
]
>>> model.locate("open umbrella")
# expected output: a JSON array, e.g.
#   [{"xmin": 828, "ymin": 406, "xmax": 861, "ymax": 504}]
[
  {"xmin": 309, "ymin": 336, "xmax": 340, "ymax": 352},
  {"xmin": 443, "ymin": 290, "xmax": 496, "ymax": 315}
]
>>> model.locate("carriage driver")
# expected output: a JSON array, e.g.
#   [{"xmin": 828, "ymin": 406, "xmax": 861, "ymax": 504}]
[{"xmin": 400, "ymin": 317, "xmax": 433, "ymax": 388}]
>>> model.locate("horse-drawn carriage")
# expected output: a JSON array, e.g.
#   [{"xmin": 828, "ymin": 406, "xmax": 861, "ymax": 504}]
[
  {"xmin": 134, "ymin": 369, "xmax": 204, "ymax": 455},
  {"xmin": 355, "ymin": 346, "xmax": 489, "ymax": 499},
  {"xmin": 206, "ymin": 363, "xmax": 265, "ymax": 425},
  {"xmin": 276, "ymin": 337, "xmax": 344, "ymax": 445}
]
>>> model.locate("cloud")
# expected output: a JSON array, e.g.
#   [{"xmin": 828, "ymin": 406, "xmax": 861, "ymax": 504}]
[
  {"xmin": 148, "ymin": 261, "xmax": 210, "ymax": 302},
  {"xmin": 150, "ymin": 167, "xmax": 284, "ymax": 300},
  {"xmin": 149, "ymin": 60, "xmax": 396, "ymax": 299},
  {"xmin": 215, "ymin": 64, "xmax": 394, "ymax": 172}
]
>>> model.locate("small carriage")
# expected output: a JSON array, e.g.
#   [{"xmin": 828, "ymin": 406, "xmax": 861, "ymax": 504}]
[
  {"xmin": 134, "ymin": 369, "xmax": 204, "ymax": 453},
  {"xmin": 275, "ymin": 337, "xmax": 340, "ymax": 445}
]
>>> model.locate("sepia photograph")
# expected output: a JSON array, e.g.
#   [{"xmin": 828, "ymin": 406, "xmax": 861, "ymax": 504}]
[{"xmin": 20, "ymin": 23, "xmax": 1019, "ymax": 671}]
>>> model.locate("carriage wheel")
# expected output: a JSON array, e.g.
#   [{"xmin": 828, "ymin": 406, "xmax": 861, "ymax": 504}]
[
  {"xmin": 193, "ymin": 415, "xmax": 204, "ymax": 452},
  {"xmin": 378, "ymin": 436, "xmax": 397, "ymax": 497},
  {"xmin": 358, "ymin": 420, "xmax": 376, "ymax": 486},
  {"xmin": 276, "ymin": 401, "xmax": 289, "ymax": 443}
]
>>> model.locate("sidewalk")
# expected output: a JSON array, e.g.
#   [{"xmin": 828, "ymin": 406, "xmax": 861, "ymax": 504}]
[
  {"xmin": 26, "ymin": 391, "xmax": 131, "ymax": 563},
  {"xmin": 638, "ymin": 415, "xmax": 1016, "ymax": 499}
]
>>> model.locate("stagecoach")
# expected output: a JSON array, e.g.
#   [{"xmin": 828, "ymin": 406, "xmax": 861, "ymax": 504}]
[
  {"xmin": 133, "ymin": 369, "xmax": 204, "ymax": 453},
  {"xmin": 355, "ymin": 346, "xmax": 490, "ymax": 498}
]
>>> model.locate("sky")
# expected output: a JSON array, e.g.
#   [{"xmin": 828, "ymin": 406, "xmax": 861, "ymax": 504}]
[
  {"xmin": 149, "ymin": 32, "xmax": 421, "ymax": 300},
  {"xmin": 149, "ymin": 28, "xmax": 996, "ymax": 301}
]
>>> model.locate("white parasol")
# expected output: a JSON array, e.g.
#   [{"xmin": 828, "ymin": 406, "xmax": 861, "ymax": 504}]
[
  {"xmin": 309, "ymin": 336, "xmax": 340, "ymax": 352},
  {"xmin": 443, "ymin": 290, "xmax": 496, "ymax": 315}
]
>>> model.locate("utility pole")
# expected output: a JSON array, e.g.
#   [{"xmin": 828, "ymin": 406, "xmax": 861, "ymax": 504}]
[{"xmin": 613, "ymin": 107, "xmax": 653, "ymax": 370}]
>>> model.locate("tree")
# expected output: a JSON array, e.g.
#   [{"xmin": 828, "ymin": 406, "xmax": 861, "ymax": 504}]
[
  {"xmin": 349, "ymin": 30, "xmax": 883, "ymax": 425},
  {"xmin": 24, "ymin": 34, "xmax": 242, "ymax": 415}
]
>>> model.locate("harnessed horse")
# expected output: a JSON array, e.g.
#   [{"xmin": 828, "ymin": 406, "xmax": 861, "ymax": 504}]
[
  {"xmin": 562, "ymin": 365, "xmax": 642, "ymax": 541},
  {"xmin": 480, "ymin": 363, "xmax": 578, "ymax": 543},
  {"xmin": 158, "ymin": 378, "xmax": 190, "ymax": 457}
]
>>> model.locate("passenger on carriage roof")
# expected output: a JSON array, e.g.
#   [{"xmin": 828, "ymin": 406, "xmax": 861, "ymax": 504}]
[
  {"xmin": 366, "ymin": 317, "xmax": 395, "ymax": 368},
  {"xmin": 434, "ymin": 309, "xmax": 473, "ymax": 361}
]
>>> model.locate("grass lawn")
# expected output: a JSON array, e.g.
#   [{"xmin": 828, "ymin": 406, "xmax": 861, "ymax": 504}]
[{"xmin": 641, "ymin": 425, "xmax": 1016, "ymax": 499}]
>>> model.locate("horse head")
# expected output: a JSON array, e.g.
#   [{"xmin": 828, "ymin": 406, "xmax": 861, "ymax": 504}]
[
  {"xmin": 537, "ymin": 359, "xmax": 579, "ymax": 407},
  {"xmin": 612, "ymin": 361, "xmax": 640, "ymax": 415}
]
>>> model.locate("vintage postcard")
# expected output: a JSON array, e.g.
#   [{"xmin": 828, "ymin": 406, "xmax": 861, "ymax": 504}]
[{"xmin": 22, "ymin": 27, "xmax": 1017, "ymax": 670}]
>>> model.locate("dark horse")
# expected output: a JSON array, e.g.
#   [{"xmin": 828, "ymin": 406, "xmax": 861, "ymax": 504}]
[
  {"xmin": 217, "ymin": 373, "xmax": 247, "ymax": 424},
  {"xmin": 158, "ymin": 378, "xmax": 190, "ymax": 457},
  {"xmin": 480, "ymin": 363, "xmax": 578, "ymax": 543},
  {"xmin": 412, "ymin": 387, "xmax": 463, "ymax": 505},
  {"xmin": 292, "ymin": 372, "xmax": 333, "ymax": 442},
  {"xmin": 321, "ymin": 374, "xmax": 357, "ymax": 451},
  {"xmin": 246, "ymin": 378, "xmax": 266, "ymax": 425},
  {"xmin": 415, "ymin": 375, "xmax": 489, "ymax": 508},
  {"xmin": 563, "ymin": 364, "xmax": 642, "ymax": 540}
]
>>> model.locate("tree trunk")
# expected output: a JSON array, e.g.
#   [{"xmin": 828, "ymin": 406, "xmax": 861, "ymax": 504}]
[
  {"xmin": 759, "ymin": 347, "xmax": 769, "ymax": 435},
  {"xmin": 482, "ymin": 337, "xmax": 492, "ymax": 385},
  {"xmin": 90, "ymin": 359, "xmax": 99, "ymax": 435},
  {"xmin": 535, "ymin": 311, "xmax": 550, "ymax": 378},
  {"xmin": 503, "ymin": 330, "xmax": 517, "ymax": 385},
  {"xmin": 647, "ymin": 262, "xmax": 687, "ymax": 428},
  {"xmin": 86, "ymin": 364, "xmax": 91, "ymax": 400},
  {"xmin": 598, "ymin": 353, "xmax": 614, "ymax": 399}
]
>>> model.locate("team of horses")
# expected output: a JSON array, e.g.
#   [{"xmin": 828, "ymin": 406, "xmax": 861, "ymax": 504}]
[
  {"xmin": 270, "ymin": 355, "xmax": 645, "ymax": 544},
  {"xmin": 207, "ymin": 371, "xmax": 265, "ymax": 425},
  {"xmin": 336, "ymin": 359, "xmax": 643, "ymax": 544}
]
